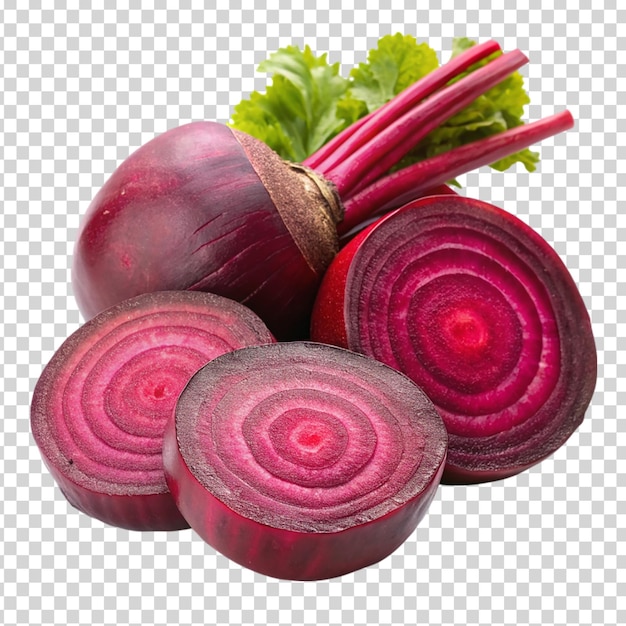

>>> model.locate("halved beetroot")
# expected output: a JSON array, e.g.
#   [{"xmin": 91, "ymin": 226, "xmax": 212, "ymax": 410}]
[
  {"xmin": 311, "ymin": 195, "xmax": 596, "ymax": 483},
  {"xmin": 163, "ymin": 341, "xmax": 447, "ymax": 580},
  {"xmin": 31, "ymin": 291, "xmax": 274, "ymax": 531}
]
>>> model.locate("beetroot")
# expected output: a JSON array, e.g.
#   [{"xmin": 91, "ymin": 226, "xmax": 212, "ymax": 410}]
[
  {"xmin": 71, "ymin": 43, "xmax": 573, "ymax": 339},
  {"xmin": 310, "ymin": 195, "xmax": 596, "ymax": 483},
  {"xmin": 30, "ymin": 291, "xmax": 274, "ymax": 531},
  {"xmin": 71, "ymin": 123, "xmax": 342, "ymax": 340},
  {"xmin": 162, "ymin": 341, "xmax": 447, "ymax": 579}
]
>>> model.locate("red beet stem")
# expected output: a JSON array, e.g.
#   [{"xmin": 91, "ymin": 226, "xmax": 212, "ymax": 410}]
[
  {"xmin": 338, "ymin": 110, "xmax": 574, "ymax": 235},
  {"xmin": 337, "ymin": 184, "xmax": 458, "ymax": 245},
  {"xmin": 324, "ymin": 49, "xmax": 528, "ymax": 198},
  {"xmin": 305, "ymin": 39, "xmax": 502, "ymax": 174},
  {"xmin": 302, "ymin": 111, "xmax": 374, "ymax": 171}
]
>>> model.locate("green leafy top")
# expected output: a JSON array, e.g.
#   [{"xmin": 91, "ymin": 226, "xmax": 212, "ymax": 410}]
[
  {"xmin": 342, "ymin": 33, "xmax": 439, "ymax": 115},
  {"xmin": 230, "ymin": 45, "xmax": 349, "ymax": 162},
  {"xmin": 229, "ymin": 34, "xmax": 539, "ymax": 173}
]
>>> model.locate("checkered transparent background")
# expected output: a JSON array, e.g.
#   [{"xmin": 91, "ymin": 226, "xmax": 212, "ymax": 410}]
[{"xmin": 1, "ymin": 2, "xmax": 623, "ymax": 625}]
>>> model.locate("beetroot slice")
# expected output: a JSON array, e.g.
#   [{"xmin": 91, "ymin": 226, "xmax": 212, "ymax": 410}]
[
  {"xmin": 163, "ymin": 341, "xmax": 447, "ymax": 580},
  {"xmin": 310, "ymin": 195, "xmax": 596, "ymax": 484},
  {"xmin": 30, "ymin": 291, "xmax": 274, "ymax": 531}
]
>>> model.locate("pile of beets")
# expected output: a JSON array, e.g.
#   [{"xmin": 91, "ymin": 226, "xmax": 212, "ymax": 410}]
[{"xmin": 31, "ymin": 42, "xmax": 596, "ymax": 580}]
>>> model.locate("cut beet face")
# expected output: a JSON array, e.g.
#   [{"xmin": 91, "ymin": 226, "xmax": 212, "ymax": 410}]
[
  {"xmin": 163, "ymin": 341, "xmax": 447, "ymax": 580},
  {"xmin": 311, "ymin": 195, "xmax": 596, "ymax": 484},
  {"xmin": 31, "ymin": 291, "xmax": 274, "ymax": 531}
]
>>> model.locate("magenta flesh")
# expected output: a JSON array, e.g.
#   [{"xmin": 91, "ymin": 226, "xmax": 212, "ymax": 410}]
[
  {"xmin": 30, "ymin": 291, "xmax": 275, "ymax": 530},
  {"xmin": 310, "ymin": 195, "xmax": 596, "ymax": 483},
  {"xmin": 163, "ymin": 341, "xmax": 447, "ymax": 579}
]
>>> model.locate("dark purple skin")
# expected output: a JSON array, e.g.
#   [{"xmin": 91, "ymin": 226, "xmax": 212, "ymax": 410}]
[
  {"xmin": 311, "ymin": 195, "xmax": 597, "ymax": 484},
  {"xmin": 30, "ymin": 291, "xmax": 275, "ymax": 531},
  {"xmin": 163, "ymin": 342, "xmax": 448, "ymax": 580},
  {"xmin": 72, "ymin": 122, "xmax": 342, "ymax": 340}
]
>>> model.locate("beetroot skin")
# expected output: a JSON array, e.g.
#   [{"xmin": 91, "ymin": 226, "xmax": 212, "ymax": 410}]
[
  {"xmin": 163, "ymin": 341, "xmax": 447, "ymax": 580},
  {"xmin": 71, "ymin": 122, "xmax": 342, "ymax": 340},
  {"xmin": 31, "ymin": 291, "xmax": 274, "ymax": 531},
  {"xmin": 311, "ymin": 195, "xmax": 596, "ymax": 484}
]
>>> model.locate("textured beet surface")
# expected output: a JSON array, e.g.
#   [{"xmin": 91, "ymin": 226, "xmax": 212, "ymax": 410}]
[
  {"xmin": 31, "ymin": 291, "xmax": 274, "ymax": 531},
  {"xmin": 310, "ymin": 195, "xmax": 596, "ymax": 484},
  {"xmin": 163, "ymin": 341, "xmax": 447, "ymax": 579},
  {"xmin": 72, "ymin": 122, "xmax": 341, "ymax": 340}
]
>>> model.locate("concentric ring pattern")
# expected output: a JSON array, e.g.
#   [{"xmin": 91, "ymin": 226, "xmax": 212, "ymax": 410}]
[
  {"xmin": 175, "ymin": 342, "xmax": 447, "ymax": 533},
  {"xmin": 31, "ymin": 292, "xmax": 274, "ymax": 496},
  {"xmin": 344, "ymin": 197, "xmax": 595, "ymax": 473}
]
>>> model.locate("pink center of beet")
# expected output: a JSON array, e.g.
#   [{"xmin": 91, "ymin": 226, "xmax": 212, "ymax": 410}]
[
  {"xmin": 238, "ymin": 387, "xmax": 379, "ymax": 489},
  {"xmin": 180, "ymin": 343, "xmax": 444, "ymax": 532},
  {"xmin": 407, "ymin": 273, "xmax": 523, "ymax": 395},
  {"xmin": 151, "ymin": 383, "xmax": 167, "ymax": 399},
  {"xmin": 133, "ymin": 364, "xmax": 186, "ymax": 407},
  {"xmin": 268, "ymin": 409, "xmax": 349, "ymax": 469},
  {"xmin": 445, "ymin": 309, "xmax": 488, "ymax": 350},
  {"xmin": 103, "ymin": 346, "xmax": 209, "ymax": 442},
  {"xmin": 348, "ymin": 217, "xmax": 561, "ymax": 439},
  {"xmin": 38, "ymin": 297, "xmax": 274, "ymax": 495}
]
